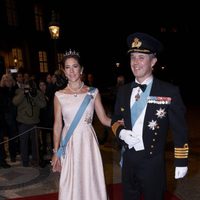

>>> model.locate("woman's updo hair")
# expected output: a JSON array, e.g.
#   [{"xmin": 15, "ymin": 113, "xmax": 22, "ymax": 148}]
[{"xmin": 61, "ymin": 49, "xmax": 82, "ymax": 68}]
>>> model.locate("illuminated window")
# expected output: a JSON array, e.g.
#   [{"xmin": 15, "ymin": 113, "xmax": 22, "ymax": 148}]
[
  {"xmin": 34, "ymin": 4, "xmax": 44, "ymax": 32},
  {"xmin": 38, "ymin": 51, "xmax": 48, "ymax": 72},
  {"xmin": 5, "ymin": 0, "xmax": 18, "ymax": 26},
  {"xmin": 58, "ymin": 53, "xmax": 64, "ymax": 69}
]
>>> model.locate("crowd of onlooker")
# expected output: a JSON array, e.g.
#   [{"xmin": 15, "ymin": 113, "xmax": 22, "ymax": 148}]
[{"xmin": 0, "ymin": 70, "xmax": 62, "ymax": 168}]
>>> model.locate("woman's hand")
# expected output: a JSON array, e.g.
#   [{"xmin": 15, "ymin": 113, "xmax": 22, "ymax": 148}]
[
  {"xmin": 117, "ymin": 119, "xmax": 124, "ymax": 126},
  {"xmin": 51, "ymin": 153, "xmax": 62, "ymax": 173}
]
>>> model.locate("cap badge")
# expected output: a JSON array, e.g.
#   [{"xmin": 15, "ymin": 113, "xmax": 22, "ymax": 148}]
[{"xmin": 131, "ymin": 37, "xmax": 142, "ymax": 48}]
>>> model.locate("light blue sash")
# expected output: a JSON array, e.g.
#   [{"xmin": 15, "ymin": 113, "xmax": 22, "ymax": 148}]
[
  {"xmin": 57, "ymin": 87, "xmax": 95, "ymax": 158},
  {"xmin": 131, "ymin": 81, "xmax": 152, "ymax": 127},
  {"xmin": 120, "ymin": 81, "xmax": 152, "ymax": 167}
]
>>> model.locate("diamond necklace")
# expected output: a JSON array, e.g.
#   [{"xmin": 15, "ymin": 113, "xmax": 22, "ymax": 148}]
[{"xmin": 68, "ymin": 82, "xmax": 84, "ymax": 97}]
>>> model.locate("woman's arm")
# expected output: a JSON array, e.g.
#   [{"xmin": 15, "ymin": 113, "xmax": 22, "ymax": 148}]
[
  {"xmin": 94, "ymin": 92, "xmax": 111, "ymax": 127},
  {"xmin": 53, "ymin": 95, "xmax": 62, "ymax": 152},
  {"xmin": 51, "ymin": 94, "xmax": 62, "ymax": 172}
]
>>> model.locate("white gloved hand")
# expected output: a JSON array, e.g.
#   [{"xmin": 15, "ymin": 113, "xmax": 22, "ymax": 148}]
[
  {"xmin": 175, "ymin": 167, "xmax": 188, "ymax": 179},
  {"xmin": 119, "ymin": 129, "xmax": 140, "ymax": 149}
]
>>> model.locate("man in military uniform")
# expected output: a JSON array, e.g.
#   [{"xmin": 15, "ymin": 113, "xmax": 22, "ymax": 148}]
[{"xmin": 111, "ymin": 32, "xmax": 189, "ymax": 200}]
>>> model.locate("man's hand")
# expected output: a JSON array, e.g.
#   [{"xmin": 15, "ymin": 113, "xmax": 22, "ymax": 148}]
[
  {"xmin": 175, "ymin": 167, "xmax": 188, "ymax": 179},
  {"xmin": 119, "ymin": 129, "xmax": 140, "ymax": 149}
]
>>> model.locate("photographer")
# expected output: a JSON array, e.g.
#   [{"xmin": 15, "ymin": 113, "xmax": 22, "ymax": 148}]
[{"xmin": 13, "ymin": 79, "xmax": 46, "ymax": 167}]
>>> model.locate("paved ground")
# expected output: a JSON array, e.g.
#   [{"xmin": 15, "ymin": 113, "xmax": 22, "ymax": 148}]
[{"xmin": 0, "ymin": 105, "xmax": 199, "ymax": 200}]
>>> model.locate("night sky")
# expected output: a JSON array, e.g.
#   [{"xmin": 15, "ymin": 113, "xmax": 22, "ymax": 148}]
[{"xmin": 50, "ymin": 1, "xmax": 198, "ymax": 103}]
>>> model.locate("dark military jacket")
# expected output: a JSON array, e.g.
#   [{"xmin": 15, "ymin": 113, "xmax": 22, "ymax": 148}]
[{"xmin": 111, "ymin": 78, "xmax": 189, "ymax": 167}]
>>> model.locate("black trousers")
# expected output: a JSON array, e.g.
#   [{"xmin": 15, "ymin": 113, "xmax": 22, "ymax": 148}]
[
  {"xmin": 0, "ymin": 126, "xmax": 6, "ymax": 164},
  {"xmin": 18, "ymin": 123, "xmax": 39, "ymax": 165},
  {"xmin": 5, "ymin": 117, "xmax": 18, "ymax": 159},
  {"xmin": 122, "ymin": 148, "xmax": 166, "ymax": 200}
]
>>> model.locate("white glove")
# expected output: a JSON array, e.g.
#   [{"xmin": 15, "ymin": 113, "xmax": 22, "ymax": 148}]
[
  {"xmin": 119, "ymin": 129, "xmax": 140, "ymax": 149},
  {"xmin": 175, "ymin": 167, "xmax": 188, "ymax": 179}
]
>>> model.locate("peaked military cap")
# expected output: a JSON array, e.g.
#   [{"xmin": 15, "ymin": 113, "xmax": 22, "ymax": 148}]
[{"xmin": 127, "ymin": 32, "xmax": 163, "ymax": 55}]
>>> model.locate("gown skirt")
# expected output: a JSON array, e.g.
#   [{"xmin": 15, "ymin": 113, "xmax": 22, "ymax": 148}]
[{"xmin": 55, "ymin": 89, "xmax": 108, "ymax": 200}]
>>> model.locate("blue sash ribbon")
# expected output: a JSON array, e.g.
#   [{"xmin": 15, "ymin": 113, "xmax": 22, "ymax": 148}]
[
  {"xmin": 131, "ymin": 81, "xmax": 152, "ymax": 127},
  {"xmin": 120, "ymin": 81, "xmax": 152, "ymax": 167},
  {"xmin": 57, "ymin": 87, "xmax": 96, "ymax": 158}
]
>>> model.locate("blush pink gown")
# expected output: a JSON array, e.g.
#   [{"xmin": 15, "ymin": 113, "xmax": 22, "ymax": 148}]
[{"xmin": 55, "ymin": 88, "xmax": 108, "ymax": 200}]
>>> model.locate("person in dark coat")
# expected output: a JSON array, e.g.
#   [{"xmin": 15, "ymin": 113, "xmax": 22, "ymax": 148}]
[
  {"xmin": 111, "ymin": 32, "xmax": 189, "ymax": 200},
  {"xmin": 1, "ymin": 74, "xmax": 18, "ymax": 162},
  {"xmin": 13, "ymin": 79, "xmax": 46, "ymax": 167},
  {"xmin": 0, "ymin": 101, "xmax": 11, "ymax": 168}
]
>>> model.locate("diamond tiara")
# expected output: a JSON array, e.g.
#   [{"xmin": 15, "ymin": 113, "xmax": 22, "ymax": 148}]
[{"xmin": 64, "ymin": 49, "xmax": 80, "ymax": 57}]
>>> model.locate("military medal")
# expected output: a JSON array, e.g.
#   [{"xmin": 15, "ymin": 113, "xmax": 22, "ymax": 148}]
[
  {"xmin": 135, "ymin": 93, "xmax": 140, "ymax": 101},
  {"xmin": 135, "ymin": 89, "xmax": 140, "ymax": 101}
]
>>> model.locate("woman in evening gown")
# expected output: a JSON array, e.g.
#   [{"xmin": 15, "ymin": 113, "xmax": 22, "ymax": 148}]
[{"xmin": 51, "ymin": 50, "xmax": 111, "ymax": 200}]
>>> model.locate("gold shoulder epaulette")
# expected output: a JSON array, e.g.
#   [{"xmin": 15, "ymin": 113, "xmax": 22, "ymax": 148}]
[{"xmin": 174, "ymin": 143, "xmax": 189, "ymax": 159}]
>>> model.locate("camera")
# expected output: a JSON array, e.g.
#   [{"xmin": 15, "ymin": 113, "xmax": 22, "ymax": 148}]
[
  {"xmin": 24, "ymin": 80, "xmax": 37, "ymax": 97},
  {"xmin": 29, "ymin": 87, "xmax": 37, "ymax": 97},
  {"xmin": 24, "ymin": 87, "xmax": 30, "ymax": 94}
]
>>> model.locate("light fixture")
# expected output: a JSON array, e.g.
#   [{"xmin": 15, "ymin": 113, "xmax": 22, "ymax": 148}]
[
  {"xmin": 48, "ymin": 10, "xmax": 60, "ymax": 70},
  {"xmin": 13, "ymin": 57, "xmax": 18, "ymax": 67},
  {"xmin": 48, "ymin": 10, "xmax": 60, "ymax": 39}
]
